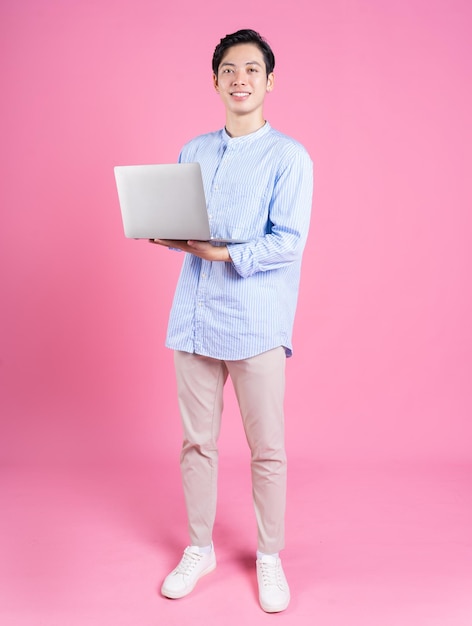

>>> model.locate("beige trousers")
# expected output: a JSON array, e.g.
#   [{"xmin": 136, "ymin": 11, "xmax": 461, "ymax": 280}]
[{"xmin": 174, "ymin": 347, "xmax": 287, "ymax": 554}]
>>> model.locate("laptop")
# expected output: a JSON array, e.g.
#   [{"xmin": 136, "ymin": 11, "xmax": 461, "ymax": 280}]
[{"xmin": 114, "ymin": 162, "xmax": 248, "ymax": 243}]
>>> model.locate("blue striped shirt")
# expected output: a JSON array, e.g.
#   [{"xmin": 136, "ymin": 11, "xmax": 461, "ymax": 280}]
[{"xmin": 165, "ymin": 122, "xmax": 313, "ymax": 360}]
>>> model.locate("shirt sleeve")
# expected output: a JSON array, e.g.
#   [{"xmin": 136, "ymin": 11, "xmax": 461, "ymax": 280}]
[{"xmin": 227, "ymin": 146, "xmax": 314, "ymax": 278}]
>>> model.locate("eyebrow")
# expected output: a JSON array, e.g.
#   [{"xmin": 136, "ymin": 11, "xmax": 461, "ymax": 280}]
[{"xmin": 219, "ymin": 61, "xmax": 264, "ymax": 69}]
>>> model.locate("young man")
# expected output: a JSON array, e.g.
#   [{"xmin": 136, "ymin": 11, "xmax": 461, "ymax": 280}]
[{"xmin": 151, "ymin": 29, "xmax": 313, "ymax": 613}]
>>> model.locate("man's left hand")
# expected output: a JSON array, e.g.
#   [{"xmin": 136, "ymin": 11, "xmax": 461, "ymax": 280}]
[{"xmin": 149, "ymin": 239, "xmax": 230, "ymax": 262}]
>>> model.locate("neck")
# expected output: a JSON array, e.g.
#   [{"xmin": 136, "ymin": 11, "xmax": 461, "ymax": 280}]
[{"xmin": 224, "ymin": 113, "xmax": 266, "ymax": 138}]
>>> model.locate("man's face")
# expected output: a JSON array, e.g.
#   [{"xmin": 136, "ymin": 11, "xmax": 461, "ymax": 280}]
[{"xmin": 213, "ymin": 43, "xmax": 274, "ymax": 118}]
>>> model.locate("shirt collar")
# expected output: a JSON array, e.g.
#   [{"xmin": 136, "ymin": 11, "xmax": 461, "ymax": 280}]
[{"xmin": 221, "ymin": 121, "xmax": 271, "ymax": 147}]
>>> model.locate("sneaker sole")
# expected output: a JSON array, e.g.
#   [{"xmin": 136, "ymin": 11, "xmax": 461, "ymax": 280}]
[
  {"xmin": 260, "ymin": 601, "xmax": 290, "ymax": 613},
  {"xmin": 260, "ymin": 593, "xmax": 291, "ymax": 613},
  {"xmin": 161, "ymin": 561, "xmax": 217, "ymax": 599}
]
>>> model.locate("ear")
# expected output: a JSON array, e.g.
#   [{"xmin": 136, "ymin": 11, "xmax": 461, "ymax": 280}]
[
  {"xmin": 213, "ymin": 73, "xmax": 219, "ymax": 92},
  {"xmin": 266, "ymin": 72, "xmax": 275, "ymax": 92}
]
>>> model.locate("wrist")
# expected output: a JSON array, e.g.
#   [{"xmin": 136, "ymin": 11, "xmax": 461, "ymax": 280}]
[{"xmin": 219, "ymin": 246, "xmax": 230, "ymax": 262}]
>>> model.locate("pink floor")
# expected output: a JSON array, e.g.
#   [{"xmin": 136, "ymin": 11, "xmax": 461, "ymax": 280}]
[{"xmin": 1, "ymin": 459, "xmax": 471, "ymax": 626}]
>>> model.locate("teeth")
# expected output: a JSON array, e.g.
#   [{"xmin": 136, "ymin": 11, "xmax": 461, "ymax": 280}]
[{"xmin": 232, "ymin": 92, "xmax": 249, "ymax": 97}]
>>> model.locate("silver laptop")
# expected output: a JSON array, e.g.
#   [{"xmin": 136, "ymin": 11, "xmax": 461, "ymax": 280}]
[{"xmin": 114, "ymin": 163, "xmax": 247, "ymax": 243}]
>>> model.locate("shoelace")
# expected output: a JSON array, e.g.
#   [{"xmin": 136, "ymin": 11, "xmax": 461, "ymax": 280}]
[
  {"xmin": 259, "ymin": 561, "xmax": 285, "ymax": 589},
  {"xmin": 175, "ymin": 550, "xmax": 203, "ymax": 576}
]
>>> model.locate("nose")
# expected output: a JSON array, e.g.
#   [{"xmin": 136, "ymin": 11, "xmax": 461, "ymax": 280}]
[{"xmin": 232, "ymin": 69, "xmax": 247, "ymax": 85}]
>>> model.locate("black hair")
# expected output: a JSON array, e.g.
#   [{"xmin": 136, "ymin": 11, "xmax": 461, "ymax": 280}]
[{"xmin": 212, "ymin": 29, "xmax": 275, "ymax": 77}]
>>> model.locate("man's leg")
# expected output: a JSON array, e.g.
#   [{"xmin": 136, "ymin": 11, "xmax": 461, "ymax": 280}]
[
  {"xmin": 227, "ymin": 347, "xmax": 287, "ymax": 555},
  {"xmin": 174, "ymin": 350, "xmax": 228, "ymax": 548},
  {"xmin": 161, "ymin": 351, "xmax": 227, "ymax": 600},
  {"xmin": 227, "ymin": 347, "xmax": 290, "ymax": 612}
]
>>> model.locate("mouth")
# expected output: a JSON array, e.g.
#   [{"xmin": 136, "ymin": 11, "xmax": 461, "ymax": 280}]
[{"xmin": 231, "ymin": 91, "xmax": 250, "ymax": 98}]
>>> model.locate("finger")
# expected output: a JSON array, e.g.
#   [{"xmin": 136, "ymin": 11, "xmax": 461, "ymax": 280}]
[{"xmin": 187, "ymin": 240, "xmax": 210, "ymax": 249}]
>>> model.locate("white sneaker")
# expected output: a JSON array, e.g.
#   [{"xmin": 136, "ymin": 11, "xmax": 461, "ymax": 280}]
[
  {"xmin": 161, "ymin": 545, "xmax": 216, "ymax": 599},
  {"xmin": 256, "ymin": 555, "xmax": 290, "ymax": 613}
]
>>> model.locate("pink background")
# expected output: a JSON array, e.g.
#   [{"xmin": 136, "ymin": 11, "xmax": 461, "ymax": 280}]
[
  {"xmin": 1, "ymin": 0, "xmax": 471, "ymax": 466},
  {"xmin": 1, "ymin": 1, "xmax": 472, "ymax": 624}
]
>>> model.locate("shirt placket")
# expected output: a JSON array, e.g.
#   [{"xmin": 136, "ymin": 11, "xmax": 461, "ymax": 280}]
[{"xmin": 208, "ymin": 143, "xmax": 234, "ymax": 238}]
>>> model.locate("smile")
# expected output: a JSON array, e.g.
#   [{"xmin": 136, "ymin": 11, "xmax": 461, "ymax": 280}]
[{"xmin": 231, "ymin": 92, "xmax": 250, "ymax": 97}]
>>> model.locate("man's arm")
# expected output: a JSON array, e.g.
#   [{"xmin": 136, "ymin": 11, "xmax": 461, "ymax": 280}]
[{"xmin": 228, "ymin": 147, "xmax": 313, "ymax": 278}]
